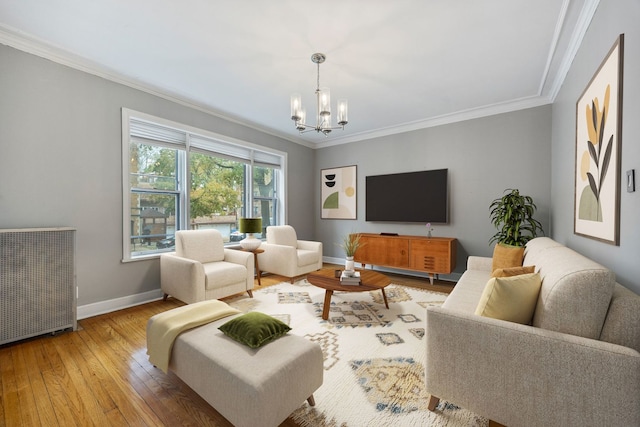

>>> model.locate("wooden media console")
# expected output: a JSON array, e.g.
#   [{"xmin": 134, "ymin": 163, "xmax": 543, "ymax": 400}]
[{"xmin": 353, "ymin": 233, "xmax": 457, "ymax": 284}]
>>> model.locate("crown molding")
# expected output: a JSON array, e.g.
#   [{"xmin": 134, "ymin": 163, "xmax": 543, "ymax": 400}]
[
  {"xmin": 314, "ymin": 95, "xmax": 553, "ymax": 149},
  {"xmin": 545, "ymin": 0, "xmax": 601, "ymax": 101},
  {"xmin": 0, "ymin": 24, "xmax": 315, "ymax": 150},
  {"xmin": 1, "ymin": 0, "xmax": 599, "ymax": 152}
]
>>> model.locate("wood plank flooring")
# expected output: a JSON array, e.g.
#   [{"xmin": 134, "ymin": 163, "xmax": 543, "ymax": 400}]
[{"xmin": 0, "ymin": 265, "xmax": 454, "ymax": 427}]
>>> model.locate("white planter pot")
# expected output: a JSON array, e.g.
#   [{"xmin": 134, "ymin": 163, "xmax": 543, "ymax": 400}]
[{"xmin": 345, "ymin": 256, "xmax": 355, "ymax": 272}]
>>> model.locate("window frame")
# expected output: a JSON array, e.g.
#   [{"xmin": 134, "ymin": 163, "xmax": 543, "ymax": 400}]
[{"xmin": 121, "ymin": 108, "xmax": 287, "ymax": 262}]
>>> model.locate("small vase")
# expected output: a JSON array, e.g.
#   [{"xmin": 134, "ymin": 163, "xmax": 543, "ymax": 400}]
[{"xmin": 345, "ymin": 256, "xmax": 355, "ymax": 273}]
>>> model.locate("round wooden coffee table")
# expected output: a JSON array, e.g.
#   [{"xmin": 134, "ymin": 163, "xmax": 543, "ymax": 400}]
[{"xmin": 306, "ymin": 269, "xmax": 391, "ymax": 320}]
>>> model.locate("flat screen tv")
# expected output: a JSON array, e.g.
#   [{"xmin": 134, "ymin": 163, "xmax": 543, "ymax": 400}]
[{"xmin": 366, "ymin": 169, "xmax": 448, "ymax": 223}]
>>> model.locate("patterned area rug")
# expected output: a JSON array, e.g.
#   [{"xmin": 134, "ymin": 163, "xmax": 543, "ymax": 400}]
[{"xmin": 226, "ymin": 279, "xmax": 487, "ymax": 427}]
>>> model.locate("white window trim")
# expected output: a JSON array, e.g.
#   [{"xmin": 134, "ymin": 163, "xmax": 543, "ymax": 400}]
[{"xmin": 121, "ymin": 108, "xmax": 287, "ymax": 262}]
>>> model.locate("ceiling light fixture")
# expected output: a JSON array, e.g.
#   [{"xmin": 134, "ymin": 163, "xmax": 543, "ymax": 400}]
[{"xmin": 290, "ymin": 53, "xmax": 348, "ymax": 135}]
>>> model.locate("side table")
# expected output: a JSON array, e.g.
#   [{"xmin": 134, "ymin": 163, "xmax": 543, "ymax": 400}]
[{"xmin": 240, "ymin": 248, "xmax": 264, "ymax": 286}]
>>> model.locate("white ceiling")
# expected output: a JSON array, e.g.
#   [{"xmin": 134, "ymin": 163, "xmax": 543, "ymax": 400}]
[{"xmin": 0, "ymin": 0, "xmax": 598, "ymax": 148}]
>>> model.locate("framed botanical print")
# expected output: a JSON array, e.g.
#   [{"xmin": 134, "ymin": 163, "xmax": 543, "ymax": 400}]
[{"xmin": 574, "ymin": 34, "xmax": 624, "ymax": 245}]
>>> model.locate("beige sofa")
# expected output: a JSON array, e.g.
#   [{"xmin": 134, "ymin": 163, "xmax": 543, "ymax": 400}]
[{"xmin": 425, "ymin": 237, "xmax": 640, "ymax": 426}]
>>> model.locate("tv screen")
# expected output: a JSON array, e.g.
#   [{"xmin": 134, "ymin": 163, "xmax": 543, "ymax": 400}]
[{"xmin": 366, "ymin": 169, "xmax": 448, "ymax": 223}]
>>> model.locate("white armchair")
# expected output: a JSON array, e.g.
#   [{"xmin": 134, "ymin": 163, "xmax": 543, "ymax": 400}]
[
  {"xmin": 161, "ymin": 229, "xmax": 254, "ymax": 304},
  {"xmin": 258, "ymin": 225, "xmax": 322, "ymax": 283}
]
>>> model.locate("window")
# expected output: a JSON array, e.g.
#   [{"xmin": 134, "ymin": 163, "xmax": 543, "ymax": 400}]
[{"xmin": 122, "ymin": 109, "xmax": 286, "ymax": 261}]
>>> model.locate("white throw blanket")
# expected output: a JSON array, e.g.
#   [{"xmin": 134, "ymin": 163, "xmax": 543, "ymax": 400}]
[{"xmin": 146, "ymin": 300, "xmax": 240, "ymax": 373}]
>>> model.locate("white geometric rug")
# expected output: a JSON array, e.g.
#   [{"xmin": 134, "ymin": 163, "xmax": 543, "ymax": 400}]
[{"xmin": 226, "ymin": 279, "xmax": 488, "ymax": 427}]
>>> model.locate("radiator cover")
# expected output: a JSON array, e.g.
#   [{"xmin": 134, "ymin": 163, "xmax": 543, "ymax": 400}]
[{"xmin": 1, "ymin": 227, "xmax": 77, "ymax": 345}]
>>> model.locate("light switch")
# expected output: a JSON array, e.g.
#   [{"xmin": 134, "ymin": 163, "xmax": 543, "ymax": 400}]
[{"xmin": 627, "ymin": 169, "xmax": 635, "ymax": 192}]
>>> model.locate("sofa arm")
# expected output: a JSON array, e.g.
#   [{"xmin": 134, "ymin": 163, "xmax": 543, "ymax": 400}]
[
  {"xmin": 466, "ymin": 256, "xmax": 493, "ymax": 271},
  {"xmin": 160, "ymin": 253, "xmax": 205, "ymax": 304},
  {"xmin": 425, "ymin": 306, "xmax": 640, "ymax": 427}
]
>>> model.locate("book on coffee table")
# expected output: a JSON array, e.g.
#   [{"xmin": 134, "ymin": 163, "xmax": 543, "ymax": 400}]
[{"xmin": 340, "ymin": 271, "xmax": 361, "ymax": 285}]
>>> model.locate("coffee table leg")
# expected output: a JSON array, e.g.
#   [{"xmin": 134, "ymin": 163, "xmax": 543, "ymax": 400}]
[
  {"xmin": 322, "ymin": 290, "xmax": 333, "ymax": 320},
  {"xmin": 381, "ymin": 288, "xmax": 389, "ymax": 309}
]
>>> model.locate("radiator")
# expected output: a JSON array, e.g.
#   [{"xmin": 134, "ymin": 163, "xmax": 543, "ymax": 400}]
[{"xmin": 0, "ymin": 227, "xmax": 77, "ymax": 345}]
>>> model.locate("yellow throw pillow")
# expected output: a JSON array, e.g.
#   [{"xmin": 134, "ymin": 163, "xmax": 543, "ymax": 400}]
[
  {"xmin": 491, "ymin": 243, "xmax": 525, "ymax": 272},
  {"xmin": 475, "ymin": 273, "xmax": 542, "ymax": 325},
  {"xmin": 491, "ymin": 265, "xmax": 535, "ymax": 278}
]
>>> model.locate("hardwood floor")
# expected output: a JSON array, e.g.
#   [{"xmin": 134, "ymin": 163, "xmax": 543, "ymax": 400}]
[{"xmin": 0, "ymin": 265, "xmax": 454, "ymax": 426}]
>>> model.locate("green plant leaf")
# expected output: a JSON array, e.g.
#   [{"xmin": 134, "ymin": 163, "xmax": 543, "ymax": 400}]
[
  {"xmin": 599, "ymin": 134, "xmax": 613, "ymax": 190},
  {"xmin": 587, "ymin": 172, "xmax": 599, "ymax": 200}
]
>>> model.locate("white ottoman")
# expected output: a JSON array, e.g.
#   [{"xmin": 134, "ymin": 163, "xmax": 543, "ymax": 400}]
[{"xmin": 163, "ymin": 313, "xmax": 323, "ymax": 427}]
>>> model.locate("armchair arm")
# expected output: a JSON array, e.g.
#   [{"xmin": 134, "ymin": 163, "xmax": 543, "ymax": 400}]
[
  {"xmin": 223, "ymin": 248, "xmax": 253, "ymax": 269},
  {"xmin": 258, "ymin": 243, "xmax": 298, "ymax": 277},
  {"xmin": 297, "ymin": 240, "xmax": 322, "ymax": 252},
  {"xmin": 425, "ymin": 306, "xmax": 640, "ymax": 426},
  {"xmin": 160, "ymin": 253, "xmax": 205, "ymax": 304},
  {"xmin": 297, "ymin": 240, "xmax": 323, "ymax": 269}
]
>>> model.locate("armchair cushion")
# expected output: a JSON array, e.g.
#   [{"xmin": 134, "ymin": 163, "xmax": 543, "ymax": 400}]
[
  {"xmin": 267, "ymin": 225, "xmax": 298, "ymax": 248},
  {"xmin": 203, "ymin": 261, "xmax": 250, "ymax": 290},
  {"xmin": 297, "ymin": 249, "xmax": 320, "ymax": 267},
  {"xmin": 176, "ymin": 230, "xmax": 224, "ymax": 263},
  {"xmin": 219, "ymin": 312, "xmax": 291, "ymax": 348}
]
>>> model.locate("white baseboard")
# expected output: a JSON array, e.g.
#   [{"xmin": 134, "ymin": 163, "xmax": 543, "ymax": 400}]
[
  {"xmin": 78, "ymin": 258, "xmax": 461, "ymax": 320},
  {"xmin": 77, "ymin": 289, "xmax": 164, "ymax": 320},
  {"xmin": 322, "ymin": 256, "xmax": 461, "ymax": 283}
]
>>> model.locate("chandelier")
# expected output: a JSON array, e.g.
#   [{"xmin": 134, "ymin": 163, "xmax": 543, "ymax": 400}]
[{"xmin": 290, "ymin": 53, "xmax": 348, "ymax": 135}]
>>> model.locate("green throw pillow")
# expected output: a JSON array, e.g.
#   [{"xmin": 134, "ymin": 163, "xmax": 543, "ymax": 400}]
[{"xmin": 218, "ymin": 312, "xmax": 291, "ymax": 348}]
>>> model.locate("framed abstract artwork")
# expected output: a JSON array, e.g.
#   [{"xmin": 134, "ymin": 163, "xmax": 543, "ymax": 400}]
[
  {"xmin": 574, "ymin": 34, "xmax": 624, "ymax": 245},
  {"xmin": 321, "ymin": 165, "xmax": 357, "ymax": 219}
]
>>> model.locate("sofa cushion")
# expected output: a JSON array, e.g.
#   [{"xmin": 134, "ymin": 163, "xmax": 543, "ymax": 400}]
[
  {"xmin": 492, "ymin": 265, "xmax": 535, "ymax": 278},
  {"xmin": 491, "ymin": 243, "xmax": 524, "ymax": 272},
  {"xmin": 443, "ymin": 269, "xmax": 491, "ymax": 312},
  {"xmin": 530, "ymin": 244, "xmax": 615, "ymax": 340},
  {"xmin": 475, "ymin": 273, "xmax": 542, "ymax": 324},
  {"xmin": 218, "ymin": 312, "xmax": 291, "ymax": 348}
]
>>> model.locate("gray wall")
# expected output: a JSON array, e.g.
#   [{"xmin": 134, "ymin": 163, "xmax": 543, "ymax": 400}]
[
  {"xmin": 316, "ymin": 105, "xmax": 553, "ymax": 280},
  {"xmin": 551, "ymin": 0, "xmax": 640, "ymax": 293},
  {"xmin": 0, "ymin": 45, "xmax": 315, "ymax": 308}
]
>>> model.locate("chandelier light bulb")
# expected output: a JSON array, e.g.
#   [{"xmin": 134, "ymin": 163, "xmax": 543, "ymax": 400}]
[
  {"xmin": 337, "ymin": 99, "xmax": 348, "ymax": 125},
  {"xmin": 290, "ymin": 93, "xmax": 302, "ymax": 121}
]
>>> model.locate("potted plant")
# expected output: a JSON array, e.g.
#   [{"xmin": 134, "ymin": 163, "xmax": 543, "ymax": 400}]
[
  {"xmin": 489, "ymin": 188, "xmax": 544, "ymax": 247},
  {"xmin": 338, "ymin": 233, "xmax": 365, "ymax": 272}
]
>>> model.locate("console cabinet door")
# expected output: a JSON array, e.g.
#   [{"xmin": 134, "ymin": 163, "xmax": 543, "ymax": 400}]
[
  {"xmin": 409, "ymin": 239, "xmax": 455, "ymax": 274},
  {"xmin": 355, "ymin": 235, "xmax": 409, "ymax": 268}
]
